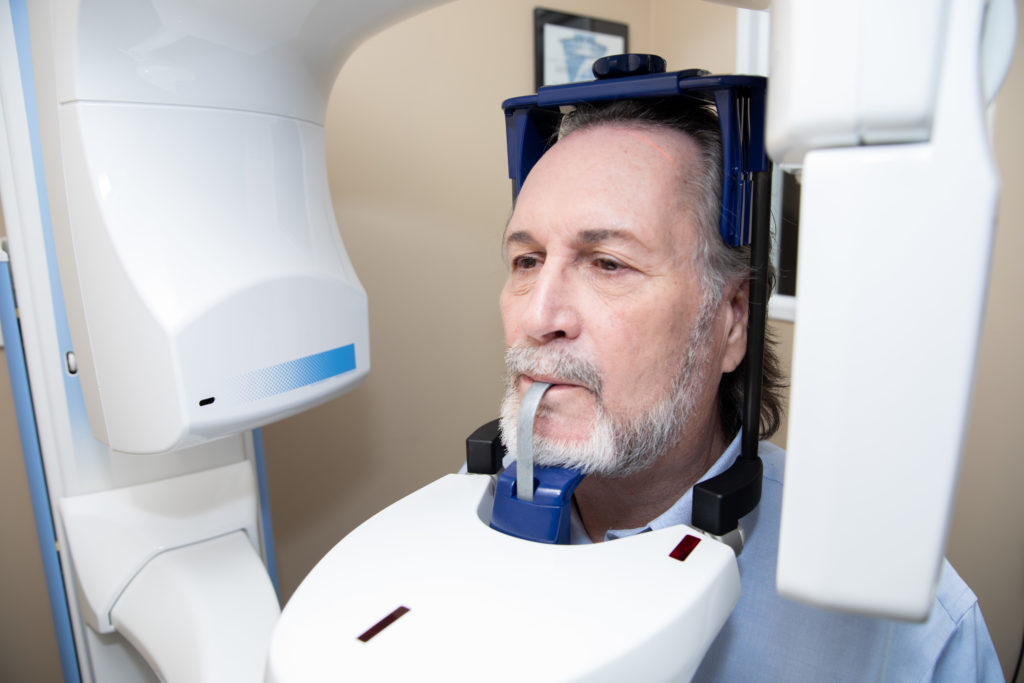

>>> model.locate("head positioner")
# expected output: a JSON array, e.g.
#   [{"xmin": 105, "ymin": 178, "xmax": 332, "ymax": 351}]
[
  {"xmin": 502, "ymin": 54, "xmax": 768, "ymax": 247},
  {"xmin": 499, "ymin": 55, "xmax": 772, "ymax": 540}
]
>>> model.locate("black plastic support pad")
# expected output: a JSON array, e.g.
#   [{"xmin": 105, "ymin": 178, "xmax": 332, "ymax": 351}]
[
  {"xmin": 466, "ymin": 419, "xmax": 506, "ymax": 474},
  {"xmin": 692, "ymin": 457, "xmax": 763, "ymax": 536}
]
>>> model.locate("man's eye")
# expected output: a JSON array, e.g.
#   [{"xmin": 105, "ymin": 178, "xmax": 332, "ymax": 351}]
[
  {"xmin": 594, "ymin": 257, "xmax": 624, "ymax": 272},
  {"xmin": 512, "ymin": 255, "xmax": 540, "ymax": 270}
]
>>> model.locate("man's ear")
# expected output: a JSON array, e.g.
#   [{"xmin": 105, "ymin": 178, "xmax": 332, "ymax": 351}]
[{"xmin": 720, "ymin": 278, "xmax": 749, "ymax": 374}]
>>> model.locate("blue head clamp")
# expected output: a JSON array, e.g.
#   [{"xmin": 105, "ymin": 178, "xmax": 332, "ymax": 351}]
[
  {"xmin": 503, "ymin": 53, "xmax": 768, "ymax": 246},
  {"xmin": 485, "ymin": 55, "xmax": 772, "ymax": 544}
]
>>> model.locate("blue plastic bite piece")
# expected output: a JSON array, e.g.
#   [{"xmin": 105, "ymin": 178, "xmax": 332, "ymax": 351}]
[{"xmin": 490, "ymin": 462, "xmax": 586, "ymax": 544}]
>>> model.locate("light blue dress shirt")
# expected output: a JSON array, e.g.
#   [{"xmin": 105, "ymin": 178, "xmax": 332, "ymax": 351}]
[{"xmin": 569, "ymin": 433, "xmax": 1004, "ymax": 681}]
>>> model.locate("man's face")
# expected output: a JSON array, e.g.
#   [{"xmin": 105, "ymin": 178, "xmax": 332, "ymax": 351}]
[{"xmin": 499, "ymin": 123, "xmax": 742, "ymax": 475}]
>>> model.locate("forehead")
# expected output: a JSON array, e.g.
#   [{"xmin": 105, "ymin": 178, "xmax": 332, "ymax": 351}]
[{"xmin": 507, "ymin": 123, "xmax": 703, "ymax": 249}]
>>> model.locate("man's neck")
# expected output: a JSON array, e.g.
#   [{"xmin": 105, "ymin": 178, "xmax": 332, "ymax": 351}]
[{"xmin": 573, "ymin": 417, "xmax": 728, "ymax": 543}]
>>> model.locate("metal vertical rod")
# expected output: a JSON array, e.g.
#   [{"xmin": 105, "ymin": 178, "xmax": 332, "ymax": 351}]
[{"xmin": 741, "ymin": 167, "xmax": 773, "ymax": 460}]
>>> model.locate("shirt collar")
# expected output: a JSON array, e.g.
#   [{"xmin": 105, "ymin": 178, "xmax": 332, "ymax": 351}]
[{"xmin": 570, "ymin": 430, "xmax": 743, "ymax": 544}]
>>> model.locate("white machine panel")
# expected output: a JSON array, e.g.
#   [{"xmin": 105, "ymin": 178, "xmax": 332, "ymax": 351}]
[
  {"xmin": 767, "ymin": 0, "xmax": 946, "ymax": 167},
  {"xmin": 40, "ymin": 0, "xmax": 447, "ymax": 452},
  {"xmin": 59, "ymin": 460, "xmax": 265, "ymax": 633},
  {"xmin": 50, "ymin": 0, "xmax": 429, "ymax": 124},
  {"xmin": 773, "ymin": 0, "xmax": 1003, "ymax": 619},
  {"xmin": 267, "ymin": 474, "xmax": 741, "ymax": 682},
  {"xmin": 59, "ymin": 100, "xmax": 369, "ymax": 452}
]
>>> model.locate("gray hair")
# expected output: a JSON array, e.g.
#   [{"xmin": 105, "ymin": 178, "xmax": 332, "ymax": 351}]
[{"xmin": 554, "ymin": 98, "xmax": 784, "ymax": 440}]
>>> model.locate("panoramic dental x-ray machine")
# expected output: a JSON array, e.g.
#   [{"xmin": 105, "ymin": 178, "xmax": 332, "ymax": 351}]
[
  {"xmin": 0, "ymin": 0, "xmax": 1014, "ymax": 680},
  {"xmin": 268, "ymin": 57, "xmax": 769, "ymax": 682}
]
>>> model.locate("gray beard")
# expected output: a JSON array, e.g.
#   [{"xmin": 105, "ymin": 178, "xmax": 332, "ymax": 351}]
[{"xmin": 499, "ymin": 302, "xmax": 715, "ymax": 478}]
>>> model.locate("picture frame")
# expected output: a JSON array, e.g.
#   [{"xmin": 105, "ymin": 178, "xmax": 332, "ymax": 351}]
[{"xmin": 534, "ymin": 8, "xmax": 628, "ymax": 90}]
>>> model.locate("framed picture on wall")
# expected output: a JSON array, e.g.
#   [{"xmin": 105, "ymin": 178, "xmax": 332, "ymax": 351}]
[{"xmin": 534, "ymin": 8, "xmax": 628, "ymax": 90}]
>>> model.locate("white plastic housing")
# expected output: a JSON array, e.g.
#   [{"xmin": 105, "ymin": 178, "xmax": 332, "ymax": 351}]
[
  {"xmin": 46, "ymin": 0, "xmax": 443, "ymax": 453},
  {"xmin": 111, "ymin": 531, "xmax": 280, "ymax": 683},
  {"xmin": 59, "ymin": 460, "xmax": 265, "ymax": 633},
  {"xmin": 267, "ymin": 474, "xmax": 740, "ymax": 682},
  {"xmin": 773, "ymin": 0, "xmax": 1002, "ymax": 619},
  {"xmin": 767, "ymin": 0, "xmax": 948, "ymax": 167},
  {"xmin": 59, "ymin": 100, "xmax": 369, "ymax": 453}
]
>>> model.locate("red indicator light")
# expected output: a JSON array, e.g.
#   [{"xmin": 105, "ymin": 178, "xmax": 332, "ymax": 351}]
[
  {"xmin": 669, "ymin": 534, "xmax": 701, "ymax": 561},
  {"xmin": 357, "ymin": 606, "xmax": 410, "ymax": 642}
]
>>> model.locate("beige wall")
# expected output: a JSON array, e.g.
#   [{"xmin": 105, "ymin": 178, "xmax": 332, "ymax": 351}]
[
  {"xmin": 1, "ymin": 157, "xmax": 62, "ymax": 679},
  {"xmin": 1, "ymin": 0, "xmax": 1021, "ymax": 680},
  {"xmin": 0, "ymin": 353, "xmax": 63, "ymax": 680}
]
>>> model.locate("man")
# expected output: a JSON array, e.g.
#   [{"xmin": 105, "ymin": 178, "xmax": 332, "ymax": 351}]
[{"xmin": 497, "ymin": 99, "xmax": 1002, "ymax": 680}]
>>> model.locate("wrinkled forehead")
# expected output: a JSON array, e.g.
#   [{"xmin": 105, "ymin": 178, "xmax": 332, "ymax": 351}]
[
  {"xmin": 558, "ymin": 121, "xmax": 697, "ymax": 173},
  {"xmin": 507, "ymin": 123, "xmax": 704, "ymax": 247}
]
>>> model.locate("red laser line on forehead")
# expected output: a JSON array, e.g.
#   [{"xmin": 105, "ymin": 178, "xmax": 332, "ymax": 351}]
[{"xmin": 620, "ymin": 129, "xmax": 679, "ymax": 170}]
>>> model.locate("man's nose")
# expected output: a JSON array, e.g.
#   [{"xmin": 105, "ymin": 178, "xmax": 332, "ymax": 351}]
[{"xmin": 520, "ymin": 266, "xmax": 581, "ymax": 344}]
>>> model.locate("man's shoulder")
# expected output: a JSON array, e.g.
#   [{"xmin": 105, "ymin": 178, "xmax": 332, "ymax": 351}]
[
  {"xmin": 757, "ymin": 438, "xmax": 786, "ymax": 486},
  {"xmin": 933, "ymin": 559, "xmax": 984, "ymax": 632}
]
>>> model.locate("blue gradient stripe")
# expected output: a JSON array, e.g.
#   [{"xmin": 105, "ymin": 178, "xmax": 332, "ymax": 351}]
[
  {"xmin": 231, "ymin": 343, "xmax": 357, "ymax": 402},
  {"xmin": 250, "ymin": 429, "xmax": 280, "ymax": 598}
]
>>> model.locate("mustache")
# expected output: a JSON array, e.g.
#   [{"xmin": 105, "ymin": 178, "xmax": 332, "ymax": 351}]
[{"xmin": 503, "ymin": 345, "xmax": 603, "ymax": 396}]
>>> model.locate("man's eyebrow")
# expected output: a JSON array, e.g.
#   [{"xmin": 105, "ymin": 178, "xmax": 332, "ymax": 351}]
[
  {"xmin": 504, "ymin": 230, "xmax": 536, "ymax": 247},
  {"xmin": 504, "ymin": 228, "xmax": 645, "ymax": 248},
  {"xmin": 577, "ymin": 229, "xmax": 642, "ymax": 246}
]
